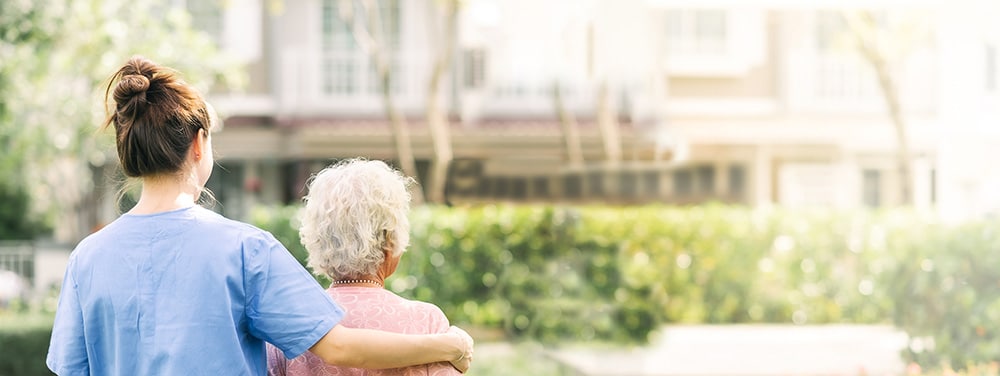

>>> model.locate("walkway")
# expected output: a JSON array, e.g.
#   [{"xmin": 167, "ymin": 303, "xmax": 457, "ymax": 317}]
[{"xmin": 545, "ymin": 325, "xmax": 909, "ymax": 376}]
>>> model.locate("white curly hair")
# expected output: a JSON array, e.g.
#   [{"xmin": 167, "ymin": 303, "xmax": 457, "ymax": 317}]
[{"xmin": 299, "ymin": 158, "xmax": 414, "ymax": 280}]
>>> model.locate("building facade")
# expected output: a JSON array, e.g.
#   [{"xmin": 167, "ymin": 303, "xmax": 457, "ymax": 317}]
[{"xmin": 198, "ymin": 0, "xmax": 1000, "ymax": 220}]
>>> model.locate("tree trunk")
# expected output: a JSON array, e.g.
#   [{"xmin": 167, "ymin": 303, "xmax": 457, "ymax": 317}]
[
  {"xmin": 596, "ymin": 81, "xmax": 623, "ymax": 164},
  {"xmin": 594, "ymin": 81, "xmax": 623, "ymax": 197},
  {"xmin": 554, "ymin": 81, "xmax": 584, "ymax": 167},
  {"xmin": 348, "ymin": 0, "xmax": 424, "ymax": 203},
  {"xmin": 380, "ymin": 71, "xmax": 425, "ymax": 204},
  {"xmin": 424, "ymin": 0, "xmax": 458, "ymax": 204},
  {"xmin": 846, "ymin": 11, "xmax": 913, "ymax": 206},
  {"xmin": 869, "ymin": 55, "xmax": 913, "ymax": 206}
]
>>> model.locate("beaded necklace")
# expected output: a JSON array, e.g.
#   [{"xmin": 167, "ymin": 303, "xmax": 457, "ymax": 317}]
[{"xmin": 331, "ymin": 279, "xmax": 383, "ymax": 287}]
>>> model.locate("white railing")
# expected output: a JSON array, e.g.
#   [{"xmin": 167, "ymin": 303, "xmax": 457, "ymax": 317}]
[
  {"xmin": 785, "ymin": 50, "xmax": 937, "ymax": 114},
  {"xmin": 0, "ymin": 242, "xmax": 34, "ymax": 285},
  {"xmin": 277, "ymin": 47, "xmax": 435, "ymax": 117},
  {"xmin": 477, "ymin": 81, "xmax": 602, "ymax": 118},
  {"xmin": 0, "ymin": 242, "xmax": 34, "ymax": 303},
  {"xmin": 0, "ymin": 242, "xmax": 72, "ymax": 301}
]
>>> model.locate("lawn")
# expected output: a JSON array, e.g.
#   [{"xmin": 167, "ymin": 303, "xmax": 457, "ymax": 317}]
[{"xmin": 468, "ymin": 341, "xmax": 577, "ymax": 376}]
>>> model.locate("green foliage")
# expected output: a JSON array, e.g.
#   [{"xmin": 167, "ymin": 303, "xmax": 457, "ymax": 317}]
[
  {"xmin": 252, "ymin": 204, "xmax": 1000, "ymax": 370},
  {"xmin": 880, "ymin": 219, "xmax": 1000, "ymax": 369},
  {"xmin": 0, "ymin": 0, "xmax": 245, "ymax": 239},
  {"xmin": 250, "ymin": 206, "xmax": 331, "ymax": 287},
  {"xmin": 0, "ymin": 183, "xmax": 49, "ymax": 240},
  {"xmin": 0, "ymin": 313, "xmax": 55, "ymax": 376},
  {"xmin": 466, "ymin": 343, "xmax": 575, "ymax": 376}
]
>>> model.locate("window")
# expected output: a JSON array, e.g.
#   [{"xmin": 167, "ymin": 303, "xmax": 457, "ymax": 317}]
[
  {"xmin": 321, "ymin": 0, "xmax": 399, "ymax": 49},
  {"xmin": 0, "ymin": 246, "xmax": 35, "ymax": 287},
  {"xmin": 929, "ymin": 168, "xmax": 937, "ymax": 205},
  {"xmin": 810, "ymin": 11, "xmax": 888, "ymax": 103},
  {"xmin": 511, "ymin": 178, "xmax": 528, "ymax": 199},
  {"xmin": 587, "ymin": 23, "xmax": 595, "ymax": 77},
  {"xmin": 729, "ymin": 165, "xmax": 746, "ymax": 198},
  {"xmin": 322, "ymin": 58, "xmax": 358, "ymax": 95},
  {"xmin": 446, "ymin": 159, "xmax": 482, "ymax": 197},
  {"xmin": 815, "ymin": 11, "xmax": 845, "ymax": 52},
  {"xmin": 493, "ymin": 177, "xmax": 510, "ymax": 198},
  {"xmin": 477, "ymin": 176, "xmax": 493, "ymax": 197},
  {"xmin": 380, "ymin": 0, "xmax": 401, "ymax": 50},
  {"xmin": 186, "ymin": 0, "xmax": 223, "ymax": 46},
  {"xmin": 588, "ymin": 171, "xmax": 605, "ymax": 196},
  {"xmin": 642, "ymin": 171, "xmax": 660, "ymax": 197},
  {"xmin": 204, "ymin": 162, "xmax": 246, "ymax": 218},
  {"xmin": 987, "ymin": 44, "xmax": 997, "ymax": 92},
  {"xmin": 532, "ymin": 177, "xmax": 550, "ymax": 198},
  {"xmin": 674, "ymin": 170, "xmax": 693, "ymax": 197},
  {"xmin": 564, "ymin": 174, "xmax": 583, "ymax": 199},
  {"xmin": 695, "ymin": 11, "xmax": 726, "ymax": 42},
  {"xmin": 320, "ymin": 0, "xmax": 402, "ymax": 96},
  {"xmin": 367, "ymin": 60, "xmax": 403, "ymax": 94},
  {"xmin": 278, "ymin": 161, "xmax": 311, "ymax": 204},
  {"xmin": 816, "ymin": 11, "xmax": 887, "ymax": 52},
  {"xmin": 492, "ymin": 83, "xmax": 534, "ymax": 99},
  {"xmin": 321, "ymin": 1, "xmax": 355, "ymax": 51},
  {"xmin": 696, "ymin": 165, "xmax": 715, "ymax": 194},
  {"xmin": 666, "ymin": 10, "xmax": 727, "ymax": 55},
  {"xmin": 862, "ymin": 169, "xmax": 881, "ymax": 208},
  {"xmin": 619, "ymin": 171, "xmax": 638, "ymax": 198},
  {"xmin": 463, "ymin": 48, "xmax": 486, "ymax": 89}
]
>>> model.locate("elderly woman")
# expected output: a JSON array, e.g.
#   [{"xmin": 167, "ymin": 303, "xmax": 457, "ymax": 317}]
[{"xmin": 267, "ymin": 159, "xmax": 466, "ymax": 376}]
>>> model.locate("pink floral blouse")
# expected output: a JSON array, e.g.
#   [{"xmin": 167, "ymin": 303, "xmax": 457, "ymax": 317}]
[{"xmin": 266, "ymin": 286, "xmax": 460, "ymax": 376}]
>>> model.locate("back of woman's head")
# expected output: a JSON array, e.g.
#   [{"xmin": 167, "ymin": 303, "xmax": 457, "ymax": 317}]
[
  {"xmin": 103, "ymin": 56, "xmax": 212, "ymax": 177},
  {"xmin": 300, "ymin": 159, "xmax": 414, "ymax": 279}
]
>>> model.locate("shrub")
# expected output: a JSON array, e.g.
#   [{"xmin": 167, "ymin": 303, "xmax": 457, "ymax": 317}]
[
  {"xmin": 880, "ymin": 219, "xmax": 1000, "ymax": 368},
  {"xmin": 250, "ymin": 205, "xmax": 331, "ymax": 287},
  {"xmin": 251, "ymin": 204, "xmax": 1000, "ymax": 369},
  {"xmin": 0, "ymin": 313, "xmax": 54, "ymax": 376},
  {"xmin": 0, "ymin": 183, "xmax": 49, "ymax": 240}
]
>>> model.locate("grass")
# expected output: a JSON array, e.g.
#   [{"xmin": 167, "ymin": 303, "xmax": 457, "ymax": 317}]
[
  {"xmin": 0, "ymin": 311, "xmax": 53, "ymax": 330},
  {"xmin": 467, "ymin": 341, "xmax": 579, "ymax": 376}
]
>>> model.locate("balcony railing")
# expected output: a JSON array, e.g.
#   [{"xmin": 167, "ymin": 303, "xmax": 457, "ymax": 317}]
[
  {"xmin": 785, "ymin": 51, "xmax": 936, "ymax": 114},
  {"xmin": 0, "ymin": 242, "xmax": 33, "ymax": 284}
]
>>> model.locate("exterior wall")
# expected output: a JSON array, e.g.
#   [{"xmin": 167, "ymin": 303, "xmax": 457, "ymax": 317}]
[
  {"xmin": 666, "ymin": 11, "xmax": 775, "ymax": 99},
  {"xmin": 201, "ymin": 0, "xmax": 1000, "ymax": 219},
  {"xmin": 935, "ymin": 2, "xmax": 1000, "ymax": 220},
  {"xmin": 660, "ymin": 7, "xmax": 940, "ymax": 209},
  {"xmin": 265, "ymin": 0, "xmax": 436, "ymax": 116},
  {"xmin": 668, "ymin": 67, "xmax": 776, "ymax": 98}
]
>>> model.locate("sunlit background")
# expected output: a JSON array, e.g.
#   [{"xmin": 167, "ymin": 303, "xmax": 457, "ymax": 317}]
[{"xmin": 3, "ymin": 0, "xmax": 1000, "ymax": 375}]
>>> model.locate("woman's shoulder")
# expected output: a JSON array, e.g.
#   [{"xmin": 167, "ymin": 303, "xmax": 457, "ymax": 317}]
[
  {"xmin": 189, "ymin": 207, "xmax": 278, "ymax": 241},
  {"xmin": 334, "ymin": 289, "xmax": 450, "ymax": 323},
  {"xmin": 401, "ymin": 295, "xmax": 448, "ymax": 317}
]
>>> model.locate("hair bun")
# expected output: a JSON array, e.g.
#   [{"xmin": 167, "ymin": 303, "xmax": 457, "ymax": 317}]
[{"xmin": 114, "ymin": 74, "xmax": 150, "ymax": 104}]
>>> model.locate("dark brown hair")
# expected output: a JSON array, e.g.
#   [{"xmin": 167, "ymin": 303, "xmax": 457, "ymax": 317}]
[{"xmin": 103, "ymin": 56, "xmax": 212, "ymax": 177}]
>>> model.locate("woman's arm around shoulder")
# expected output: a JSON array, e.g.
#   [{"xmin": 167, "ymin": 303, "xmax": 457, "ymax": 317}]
[{"xmin": 309, "ymin": 325, "xmax": 474, "ymax": 373}]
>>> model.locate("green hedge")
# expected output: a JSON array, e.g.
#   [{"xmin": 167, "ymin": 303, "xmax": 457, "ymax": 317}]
[
  {"xmin": 250, "ymin": 204, "xmax": 1000, "ymax": 369},
  {"xmin": 0, "ymin": 313, "xmax": 54, "ymax": 376},
  {"xmin": 0, "ymin": 183, "xmax": 49, "ymax": 240}
]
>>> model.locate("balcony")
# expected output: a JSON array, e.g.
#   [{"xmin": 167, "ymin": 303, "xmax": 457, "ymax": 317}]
[{"xmin": 784, "ymin": 50, "xmax": 936, "ymax": 115}]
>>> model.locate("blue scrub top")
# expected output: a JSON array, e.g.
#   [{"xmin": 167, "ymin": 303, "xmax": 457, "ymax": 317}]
[{"xmin": 46, "ymin": 206, "xmax": 344, "ymax": 376}]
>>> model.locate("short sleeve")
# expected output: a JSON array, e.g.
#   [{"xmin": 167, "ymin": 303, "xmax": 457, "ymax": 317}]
[
  {"xmin": 46, "ymin": 255, "xmax": 90, "ymax": 375},
  {"xmin": 427, "ymin": 304, "xmax": 451, "ymax": 334},
  {"xmin": 244, "ymin": 231, "xmax": 345, "ymax": 359},
  {"xmin": 424, "ymin": 304, "xmax": 462, "ymax": 375}
]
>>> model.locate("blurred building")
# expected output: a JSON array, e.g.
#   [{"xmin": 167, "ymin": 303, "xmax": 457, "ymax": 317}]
[{"xmin": 201, "ymin": 0, "xmax": 1000, "ymax": 219}]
